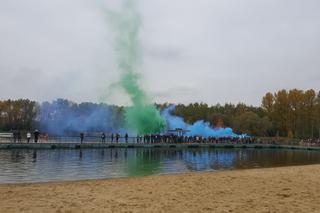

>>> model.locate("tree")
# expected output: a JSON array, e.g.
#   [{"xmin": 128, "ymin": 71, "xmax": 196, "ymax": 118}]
[
  {"xmin": 233, "ymin": 112, "xmax": 272, "ymax": 136},
  {"xmin": 262, "ymin": 92, "xmax": 274, "ymax": 114},
  {"xmin": 273, "ymin": 90, "xmax": 290, "ymax": 136},
  {"xmin": 316, "ymin": 91, "xmax": 320, "ymax": 138}
]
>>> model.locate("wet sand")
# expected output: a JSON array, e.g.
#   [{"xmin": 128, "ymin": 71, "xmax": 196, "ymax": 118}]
[{"xmin": 0, "ymin": 165, "xmax": 319, "ymax": 213}]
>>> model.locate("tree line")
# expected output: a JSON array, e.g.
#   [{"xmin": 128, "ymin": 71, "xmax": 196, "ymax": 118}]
[
  {"xmin": 0, "ymin": 99, "xmax": 38, "ymax": 131},
  {"xmin": 0, "ymin": 89, "xmax": 319, "ymax": 138}
]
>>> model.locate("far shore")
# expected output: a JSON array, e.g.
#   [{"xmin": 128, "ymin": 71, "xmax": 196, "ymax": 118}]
[{"xmin": 0, "ymin": 164, "xmax": 319, "ymax": 213}]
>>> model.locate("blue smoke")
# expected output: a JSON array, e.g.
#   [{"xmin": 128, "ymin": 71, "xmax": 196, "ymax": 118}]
[
  {"xmin": 37, "ymin": 99, "xmax": 124, "ymax": 135},
  {"xmin": 161, "ymin": 105, "xmax": 240, "ymax": 138},
  {"xmin": 37, "ymin": 100, "xmax": 244, "ymax": 137}
]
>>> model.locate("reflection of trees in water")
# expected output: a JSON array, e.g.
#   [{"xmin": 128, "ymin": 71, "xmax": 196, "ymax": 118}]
[
  {"xmin": 0, "ymin": 150, "xmax": 37, "ymax": 164},
  {"xmin": 126, "ymin": 148, "xmax": 238, "ymax": 172},
  {"xmin": 0, "ymin": 148, "xmax": 320, "ymax": 183},
  {"xmin": 234, "ymin": 149, "xmax": 320, "ymax": 168},
  {"xmin": 179, "ymin": 149, "xmax": 237, "ymax": 171},
  {"xmin": 7, "ymin": 150, "xmax": 27, "ymax": 163}
]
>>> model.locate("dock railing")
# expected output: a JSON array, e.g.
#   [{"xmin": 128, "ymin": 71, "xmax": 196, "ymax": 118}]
[{"xmin": 1, "ymin": 134, "xmax": 319, "ymax": 147}]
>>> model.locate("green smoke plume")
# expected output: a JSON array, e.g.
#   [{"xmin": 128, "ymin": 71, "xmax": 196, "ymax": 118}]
[{"xmin": 108, "ymin": 0, "xmax": 165, "ymax": 134}]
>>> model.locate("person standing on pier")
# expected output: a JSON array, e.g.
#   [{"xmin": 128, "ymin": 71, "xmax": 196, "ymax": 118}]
[
  {"xmin": 101, "ymin": 132, "xmax": 106, "ymax": 143},
  {"xmin": 125, "ymin": 133, "xmax": 128, "ymax": 143},
  {"xmin": 115, "ymin": 133, "xmax": 119, "ymax": 143},
  {"xmin": 111, "ymin": 133, "xmax": 114, "ymax": 143},
  {"xmin": 27, "ymin": 132, "xmax": 31, "ymax": 143},
  {"xmin": 80, "ymin": 132, "xmax": 84, "ymax": 144},
  {"xmin": 13, "ymin": 130, "xmax": 17, "ymax": 143},
  {"xmin": 34, "ymin": 130, "xmax": 40, "ymax": 143},
  {"xmin": 17, "ymin": 131, "xmax": 21, "ymax": 143}
]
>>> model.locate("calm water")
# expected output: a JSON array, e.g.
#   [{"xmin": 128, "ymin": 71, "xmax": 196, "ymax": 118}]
[{"xmin": 0, "ymin": 148, "xmax": 319, "ymax": 183}]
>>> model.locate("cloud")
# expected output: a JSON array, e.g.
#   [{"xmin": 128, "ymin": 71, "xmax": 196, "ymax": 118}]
[
  {"xmin": 0, "ymin": 0, "xmax": 319, "ymax": 105},
  {"xmin": 145, "ymin": 46, "xmax": 186, "ymax": 61}
]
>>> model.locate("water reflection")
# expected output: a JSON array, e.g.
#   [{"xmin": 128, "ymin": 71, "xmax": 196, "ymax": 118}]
[
  {"xmin": 32, "ymin": 150, "xmax": 37, "ymax": 162},
  {"xmin": 127, "ymin": 149, "xmax": 162, "ymax": 176},
  {"xmin": 0, "ymin": 148, "xmax": 319, "ymax": 183}
]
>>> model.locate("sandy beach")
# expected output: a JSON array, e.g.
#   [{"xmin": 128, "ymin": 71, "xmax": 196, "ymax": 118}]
[{"xmin": 0, "ymin": 165, "xmax": 319, "ymax": 213}]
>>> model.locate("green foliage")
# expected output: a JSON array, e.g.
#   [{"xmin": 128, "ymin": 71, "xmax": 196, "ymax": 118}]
[
  {"xmin": 233, "ymin": 112, "xmax": 272, "ymax": 136},
  {"xmin": 262, "ymin": 89, "xmax": 320, "ymax": 138},
  {"xmin": 158, "ymin": 89, "xmax": 320, "ymax": 138}
]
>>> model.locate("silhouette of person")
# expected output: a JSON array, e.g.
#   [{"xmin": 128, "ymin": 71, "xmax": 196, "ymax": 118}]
[
  {"xmin": 17, "ymin": 131, "xmax": 21, "ymax": 143},
  {"xmin": 80, "ymin": 132, "xmax": 84, "ymax": 143},
  {"xmin": 116, "ymin": 133, "xmax": 119, "ymax": 143},
  {"xmin": 13, "ymin": 130, "xmax": 17, "ymax": 143},
  {"xmin": 111, "ymin": 133, "xmax": 114, "ymax": 143},
  {"xmin": 34, "ymin": 130, "xmax": 40, "ymax": 143},
  {"xmin": 125, "ymin": 133, "xmax": 128, "ymax": 143},
  {"xmin": 101, "ymin": 132, "xmax": 106, "ymax": 143}
]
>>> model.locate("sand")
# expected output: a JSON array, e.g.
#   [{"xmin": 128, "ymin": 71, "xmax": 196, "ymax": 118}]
[{"xmin": 0, "ymin": 165, "xmax": 319, "ymax": 213}]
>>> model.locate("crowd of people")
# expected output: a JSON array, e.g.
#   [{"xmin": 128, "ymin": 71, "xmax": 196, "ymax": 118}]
[
  {"xmin": 300, "ymin": 138, "xmax": 320, "ymax": 147},
  {"xmin": 85, "ymin": 132, "xmax": 257, "ymax": 144},
  {"xmin": 136, "ymin": 134, "xmax": 257, "ymax": 144},
  {"xmin": 11, "ymin": 130, "xmax": 40, "ymax": 143},
  {"xmin": 4, "ymin": 130, "xmax": 320, "ymax": 147}
]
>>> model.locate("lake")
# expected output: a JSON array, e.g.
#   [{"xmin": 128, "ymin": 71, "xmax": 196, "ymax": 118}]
[{"xmin": 0, "ymin": 147, "xmax": 319, "ymax": 183}]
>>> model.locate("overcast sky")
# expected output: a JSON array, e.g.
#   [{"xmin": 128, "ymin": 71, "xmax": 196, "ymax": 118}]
[{"xmin": 0, "ymin": 0, "xmax": 319, "ymax": 106}]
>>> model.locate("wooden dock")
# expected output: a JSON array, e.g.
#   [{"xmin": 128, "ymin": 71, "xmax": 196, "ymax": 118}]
[{"xmin": 0, "ymin": 142, "xmax": 319, "ymax": 151}]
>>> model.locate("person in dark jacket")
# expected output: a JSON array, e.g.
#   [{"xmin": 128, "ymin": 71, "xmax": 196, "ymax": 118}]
[
  {"xmin": 34, "ymin": 130, "xmax": 40, "ymax": 143},
  {"xmin": 111, "ymin": 133, "xmax": 114, "ymax": 143},
  {"xmin": 115, "ymin": 133, "xmax": 119, "ymax": 143},
  {"xmin": 80, "ymin": 132, "xmax": 84, "ymax": 143},
  {"xmin": 17, "ymin": 131, "xmax": 21, "ymax": 143},
  {"xmin": 13, "ymin": 131, "xmax": 17, "ymax": 143},
  {"xmin": 101, "ymin": 132, "xmax": 106, "ymax": 143},
  {"xmin": 125, "ymin": 133, "xmax": 128, "ymax": 143}
]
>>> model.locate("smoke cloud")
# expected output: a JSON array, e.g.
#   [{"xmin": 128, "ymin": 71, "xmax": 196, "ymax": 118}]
[
  {"xmin": 161, "ymin": 105, "xmax": 239, "ymax": 138},
  {"xmin": 37, "ymin": 100, "xmax": 240, "ymax": 138},
  {"xmin": 34, "ymin": 1, "xmax": 244, "ymax": 138},
  {"xmin": 106, "ymin": 0, "xmax": 165, "ymax": 134},
  {"xmin": 37, "ymin": 99, "xmax": 125, "ymax": 135}
]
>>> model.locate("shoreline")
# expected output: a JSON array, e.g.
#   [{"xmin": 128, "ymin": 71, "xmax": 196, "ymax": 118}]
[
  {"xmin": 0, "ymin": 163, "xmax": 319, "ymax": 186},
  {"xmin": 0, "ymin": 142, "xmax": 319, "ymax": 151},
  {"xmin": 0, "ymin": 165, "xmax": 319, "ymax": 212}
]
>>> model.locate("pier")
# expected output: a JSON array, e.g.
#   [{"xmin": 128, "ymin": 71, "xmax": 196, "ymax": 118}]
[{"xmin": 0, "ymin": 142, "xmax": 319, "ymax": 151}]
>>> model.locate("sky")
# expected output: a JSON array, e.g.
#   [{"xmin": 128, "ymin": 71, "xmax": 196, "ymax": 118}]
[{"xmin": 0, "ymin": 0, "xmax": 319, "ymax": 106}]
